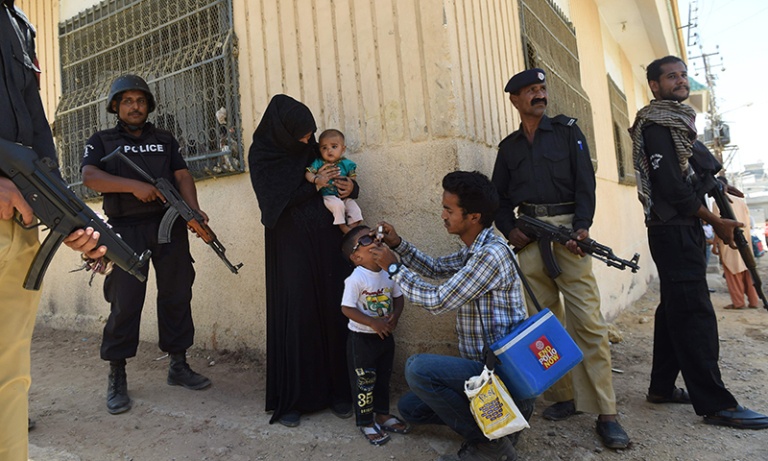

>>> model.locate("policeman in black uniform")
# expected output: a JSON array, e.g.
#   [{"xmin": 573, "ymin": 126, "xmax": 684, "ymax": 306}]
[
  {"xmin": 491, "ymin": 68, "xmax": 629, "ymax": 449},
  {"xmin": 632, "ymin": 55, "xmax": 768, "ymax": 429},
  {"xmin": 82, "ymin": 75, "xmax": 211, "ymax": 415}
]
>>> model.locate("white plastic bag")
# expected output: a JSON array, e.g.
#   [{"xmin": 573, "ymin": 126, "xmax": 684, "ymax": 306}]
[{"xmin": 464, "ymin": 366, "xmax": 529, "ymax": 439}]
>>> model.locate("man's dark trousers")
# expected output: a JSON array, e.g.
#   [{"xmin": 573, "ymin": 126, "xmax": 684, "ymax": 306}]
[
  {"xmin": 647, "ymin": 223, "xmax": 738, "ymax": 415},
  {"xmin": 101, "ymin": 216, "xmax": 195, "ymax": 360}
]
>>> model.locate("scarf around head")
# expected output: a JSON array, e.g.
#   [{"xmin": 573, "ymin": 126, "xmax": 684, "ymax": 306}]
[
  {"xmin": 629, "ymin": 99, "xmax": 697, "ymax": 219},
  {"xmin": 248, "ymin": 94, "xmax": 318, "ymax": 228}
]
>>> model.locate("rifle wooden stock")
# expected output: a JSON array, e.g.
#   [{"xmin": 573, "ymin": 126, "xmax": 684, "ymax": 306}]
[{"xmin": 710, "ymin": 183, "xmax": 768, "ymax": 311}]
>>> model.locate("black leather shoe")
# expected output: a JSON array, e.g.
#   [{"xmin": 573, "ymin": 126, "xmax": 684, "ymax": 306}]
[
  {"xmin": 168, "ymin": 353, "xmax": 212, "ymax": 390},
  {"xmin": 107, "ymin": 361, "xmax": 131, "ymax": 415},
  {"xmin": 542, "ymin": 400, "xmax": 577, "ymax": 421},
  {"xmin": 596, "ymin": 420, "xmax": 630, "ymax": 449},
  {"xmin": 646, "ymin": 387, "xmax": 691, "ymax": 404},
  {"xmin": 704, "ymin": 405, "xmax": 768, "ymax": 429}
]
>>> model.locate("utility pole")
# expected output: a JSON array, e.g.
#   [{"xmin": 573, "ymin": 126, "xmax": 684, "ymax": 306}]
[
  {"xmin": 692, "ymin": 49, "xmax": 726, "ymax": 163},
  {"xmin": 684, "ymin": 0, "xmax": 728, "ymax": 164}
]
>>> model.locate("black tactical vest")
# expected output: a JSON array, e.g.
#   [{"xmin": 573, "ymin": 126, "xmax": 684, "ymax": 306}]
[{"xmin": 95, "ymin": 125, "xmax": 177, "ymax": 219}]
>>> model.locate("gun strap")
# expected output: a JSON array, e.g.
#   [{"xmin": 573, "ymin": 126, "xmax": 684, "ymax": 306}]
[
  {"xmin": 508, "ymin": 247, "xmax": 544, "ymax": 313},
  {"xmin": 474, "ymin": 293, "xmax": 499, "ymax": 371},
  {"xmin": 474, "ymin": 244, "xmax": 544, "ymax": 370}
]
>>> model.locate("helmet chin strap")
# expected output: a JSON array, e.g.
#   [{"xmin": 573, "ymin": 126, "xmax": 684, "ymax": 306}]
[{"xmin": 118, "ymin": 118, "xmax": 146, "ymax": 132}]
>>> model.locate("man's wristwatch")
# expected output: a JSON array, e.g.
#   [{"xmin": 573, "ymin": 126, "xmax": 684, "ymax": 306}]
[{"xmin": 387, "ymin": 262, "xmax": 402, "ymax": 278}]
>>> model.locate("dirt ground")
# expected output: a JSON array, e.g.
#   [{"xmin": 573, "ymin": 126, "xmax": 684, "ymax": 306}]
[{"xmin": 28, "ymin": 258, "xmax": 768, "ymax": 461}]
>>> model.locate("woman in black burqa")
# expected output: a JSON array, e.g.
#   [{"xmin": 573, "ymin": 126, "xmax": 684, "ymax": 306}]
[{"xmin": 248, "ymin": 94, "xmax": 354, "ymax": 426}]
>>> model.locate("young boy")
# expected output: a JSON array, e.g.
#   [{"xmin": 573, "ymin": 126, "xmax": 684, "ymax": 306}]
[
  {"xmin": 305, "ymin": 129, "xmax": 363, "ymax": 233},
  {"xmin": 341, "ymin": 226, "xmax": 409, "ymax": 445}
]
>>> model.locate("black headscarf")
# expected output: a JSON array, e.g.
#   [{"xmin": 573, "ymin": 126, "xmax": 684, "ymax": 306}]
[{"xmin": 248, "ymin": 94, "xmax": 318, "ymax": 228}]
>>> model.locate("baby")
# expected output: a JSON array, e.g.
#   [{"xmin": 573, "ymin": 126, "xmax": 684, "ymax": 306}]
[{"xmin": 305, "ymin": 129, "xmax": 363, "ymax": 233}]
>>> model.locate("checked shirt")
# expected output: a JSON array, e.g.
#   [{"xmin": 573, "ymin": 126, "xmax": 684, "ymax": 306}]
[{"xmin": 391, "ymin": 227, "xmax": 526, "ymax": 361}]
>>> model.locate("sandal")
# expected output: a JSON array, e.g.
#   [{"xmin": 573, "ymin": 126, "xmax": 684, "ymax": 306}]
[
  {"xmin": 359, "ymin": 423, "xmax": 390, "ymax": 446},
  {"xmin": 724, "ymin": 304, "xmax": 746, "ymax": 310},
  {"xmin": 646, "ymin": 387, "xmax": 691, "ymax": 404},
  {"xmin": 377, "ymin": 415, "xmax": 411, "ymax": 434}
]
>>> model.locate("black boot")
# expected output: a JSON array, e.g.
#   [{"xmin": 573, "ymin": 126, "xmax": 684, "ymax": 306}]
[
  {"xmin": 167, "ymin": 352, "xmax": 212, "ymax": 390},
  {"xmin": 107, "ymin": 360, "xmax": 131, "ymax": 415}
]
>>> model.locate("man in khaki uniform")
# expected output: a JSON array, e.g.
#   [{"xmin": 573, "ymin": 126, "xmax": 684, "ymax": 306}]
[
  {"xmin": 1, "ymin": 2, "xmax": 106, "ymax": 459},
  {"xmin": 491, "ymin": 68, "xmax": 629, "ymax": 449}
]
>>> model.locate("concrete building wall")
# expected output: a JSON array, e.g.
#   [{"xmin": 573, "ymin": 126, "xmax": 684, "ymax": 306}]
[
  {"xmin": 18, "ymin": 0, "xmax": 59, "ymax": 119},
  {"xmin": 24, "ymin": 0, "xmax": 678, "ymax": 363}
]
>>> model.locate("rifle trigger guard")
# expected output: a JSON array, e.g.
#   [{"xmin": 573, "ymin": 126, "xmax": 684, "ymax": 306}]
[{"xmin": 13, "ymin": 213, "xmax": 43, "ymax": 230}]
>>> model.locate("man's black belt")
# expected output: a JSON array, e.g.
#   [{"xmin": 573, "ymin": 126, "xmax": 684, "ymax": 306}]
[{"xmin": 518, "ymin": 202, "xmax": 575, "ymax": 218}]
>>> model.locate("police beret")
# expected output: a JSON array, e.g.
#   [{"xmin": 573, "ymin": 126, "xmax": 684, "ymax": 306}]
[{"xmin": 504, "ymin": 68, "xmax": 546, "ymax": 93}]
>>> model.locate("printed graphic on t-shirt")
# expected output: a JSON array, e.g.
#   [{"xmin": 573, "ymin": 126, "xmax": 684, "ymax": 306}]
[{"xmin": 363, "ymin": 288, "xmax": 393, "ymax": 317}]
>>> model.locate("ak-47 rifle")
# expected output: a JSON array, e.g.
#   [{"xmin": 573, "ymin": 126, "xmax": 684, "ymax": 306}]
[
  {"xmin": 102, "ymin": 148, "xmax": 243, "ymax": 274},
  {"xmin": 710, "ymin": 181, "xmax": 768, "ymax": 311},
  {"xmin": 516, "ymin": 214, "xmax": 640, "ymax": 279},
  {"xmin": 0, "ymin": 138, "xmax": 150, "ymax": 290}
]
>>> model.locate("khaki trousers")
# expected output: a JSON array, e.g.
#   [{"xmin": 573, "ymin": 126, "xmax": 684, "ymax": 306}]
[
  {"xmin": 0, "ymin": 220, "xmax": 41, "ymax": 461},
  {"xmin": 517, "ymin": 214, "xmax": 616, "ymax": 415}
]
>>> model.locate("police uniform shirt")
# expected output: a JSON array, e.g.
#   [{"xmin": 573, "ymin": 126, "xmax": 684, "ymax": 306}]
[
  {"xmin": 492, "ymin": 114, "xmax": 596, "ymax": 238},
  {"xmin": 81, "ymin": 123, "xmax": 187, "ymax": 219},
  {"xmin": 0, "ymin": 5, "xmax": 57, "ymax": 165},
  {"xmin": 642, "ymin": 124, "xmax": 721, "ymax": 226}
]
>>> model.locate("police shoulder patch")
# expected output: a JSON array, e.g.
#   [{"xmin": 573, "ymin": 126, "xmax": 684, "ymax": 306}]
[{"xmin": 552, "ymin": 114, "xmax": 577, "ymax": 127}]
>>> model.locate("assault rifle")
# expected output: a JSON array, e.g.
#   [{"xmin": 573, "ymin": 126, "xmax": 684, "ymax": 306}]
[
  {"xmin": 0, "ymin": 139, "xmax": 150, "ymax": 290},
  {"xmin": 710, "ymin": 181, "xmax": 768, "ymax": 311},
  {"xmin": 516, "ymin": 214, "xmax": 640, "ymax": 279},
  {"xmin": 102, "ymin": 148, "xmax": 243, "ymax": 274}
]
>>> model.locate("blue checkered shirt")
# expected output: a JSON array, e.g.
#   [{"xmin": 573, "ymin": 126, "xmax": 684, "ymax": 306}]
[{"xmin": 391, "ymin": 227, "xmax": 526, "ymax": 361}]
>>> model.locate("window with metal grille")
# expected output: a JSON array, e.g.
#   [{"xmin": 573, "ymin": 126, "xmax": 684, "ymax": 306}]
[
  {"xmin": 607, "ymin": 75, "xmax": 635, "ymax": 186},
  {"xmin": 55, "ymin": 0, "xmax": 243, "ymax": 199},
  {"xmin": 518, "ymin": 0, "xmax": 597, "ymax": 171}
]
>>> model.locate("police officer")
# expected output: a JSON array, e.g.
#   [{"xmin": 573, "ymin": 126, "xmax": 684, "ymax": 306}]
[
  {"xmin": 491, "ymin": 68, "xmax": 629, "ymax": 449},
  {"xmin": 2, "ymin": 1, "xmax": 106, "ymax": 457},
  {"xmin": 82, "ymin": 74, "xmax": 211, "ymax": 415},
  {"xmin": 631, "ymin": 55, "xmax": 768, "ymax": 429}
]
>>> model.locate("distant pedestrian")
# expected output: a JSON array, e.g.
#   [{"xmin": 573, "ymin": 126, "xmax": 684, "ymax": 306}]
[{"xmin": 711, "ymin": 178, "xmax": 759, "ymax": 310}]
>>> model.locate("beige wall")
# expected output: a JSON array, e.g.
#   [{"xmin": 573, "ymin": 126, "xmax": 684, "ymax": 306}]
[
  {"xmin": 569, "ymin": 0, "xmax": 656, "ymax": 314},
  {"xmin": 26, "ymin": 0, "xmax": 681, "ymax": 363},
  {"xmin": 18, "ymin": 0, "xmax": 59, "ymax": 120}
]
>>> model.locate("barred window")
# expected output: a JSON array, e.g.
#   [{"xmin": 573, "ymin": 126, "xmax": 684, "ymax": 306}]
[
  {"xmin": 607, "ymin": 75, "xmax": 635, "ymax": 186},
  {"xmin": 55, "ymin": 0, "xmax": 243, "ymax": 198},
  {"xmin": 518, "ymin": 0, "xmax": 597, "ymax": 171}
]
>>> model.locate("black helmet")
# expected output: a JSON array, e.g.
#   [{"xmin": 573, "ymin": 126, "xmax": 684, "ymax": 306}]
[{"xmin": 106, "ymin": 74, "xmax": 156, "ymax": 114}]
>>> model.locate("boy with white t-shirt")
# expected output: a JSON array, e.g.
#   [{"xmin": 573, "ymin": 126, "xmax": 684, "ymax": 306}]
[{"xmin": 341, "ymin": 226, "xmax": 409, "ymax": 446}]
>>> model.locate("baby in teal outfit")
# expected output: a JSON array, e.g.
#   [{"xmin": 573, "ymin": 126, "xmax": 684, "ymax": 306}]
[{"xmin": 305, "ymin": 129, "xmax": 363, "ymax": 233}]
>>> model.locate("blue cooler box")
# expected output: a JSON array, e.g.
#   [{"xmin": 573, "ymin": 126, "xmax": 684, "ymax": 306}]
[{"xmin": 491, "ymin": 308, "xmax": 583, "ymax": 400}]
